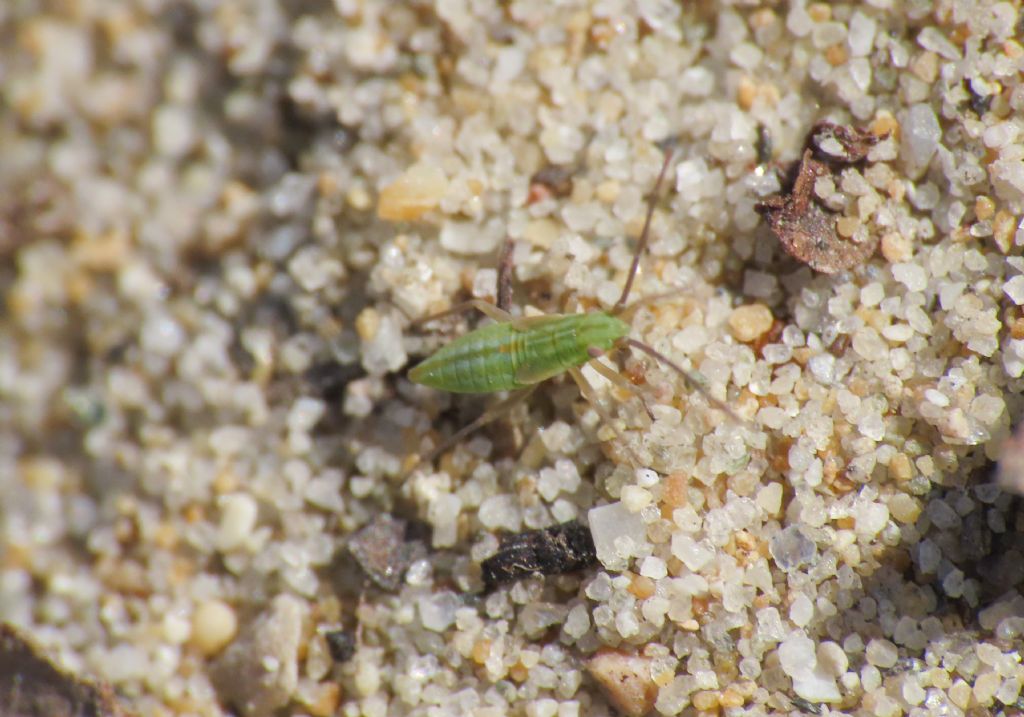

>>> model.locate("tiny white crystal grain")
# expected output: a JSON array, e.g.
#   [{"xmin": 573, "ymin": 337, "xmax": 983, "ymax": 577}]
[
  {"xmin": 428, "ymin": 494, "xmax": 462, "ymax": 548},
  {"xmin": 892, "ymin": 262, "xmax": 928, "ymax": 291},
  {"xmin": 779, "ymin": 631, "xmax": 841, "ymax": 703},
  {"xmin": 1005, "ymin": 339, "xmax": 1024, "ymax": 378},
  {"xmin": 1004, "ymin": 275, "xmax": 1024, "ymax": 305},
  {"xmin": 854, "ymin": 502, "xmax": 889, "ymax": 537},
  {"xmin": 902, "ymin": 679, "xmax": 926, "ymax": 705},
  {"xmin": 971, "ymin": 394, "xmax": 1005, "ymax": 424},
  {"xmin": 679, "ymin": 66, "xmax": 714, "ymax": 97},
  {"xmin": 942, "ymin": 568, "xmax": 965, "ymax": 597},
  {"xmin": 289, "ymin": 247, "xmax": 343, "ymax": 292},
  {"xmin": 847, "ymin": 11, "xmax": 876, "ymax": 56},
  {"xmin": 808, "ymin": 353, "xmax": 836, "ymax": 384},
  {"xmin": 439, "ymin": 219, "xmax": 503, "ymax": 255},
  {"xmin": 762, "ymin": 344, "xmax": 792, "ymax": 364},
  {"xmin": 926, "ymin": 499, "xmax": 959, "ymax": 530},
  {"xmin": 984, "ymin": 122, "xmax": 1019, "ymax": 149},
  {"xmin": 769, "ymin": 525, "xmax": 817, "ymax": 571},
  {"xmin": 729, "ymin": 42, "xmax": 763, "ymax": 70},
  {"xmin": 141, "ymin": 314, "xmax": 186, "ymax": 357},
  {"xmin": 865, "ymin": 638, "xmax": 898, "ymax": 668},
  {"xmin": 670, "ymin": 534, "xmax": 714, "ymax": 572},
  {"xmin": 621, "ymin": 485, "xmax": 653, "ymax": 512},
  {"xmin": 756, "ymin": 482, "xmax": 783, "ymax": 514},
  {"xmin": 217, "ymin": 493, "xmax": 259, "ymax": 551},
  {"xmin": 900, "ymin": 104, "xmax": 942, "ymax": 178},
  {"xmin": 852, "ymin": 327, "xmax": 886, "ymax": 361},
  {"xmin": 818, "ymin": 641, "xmax": 849, "ymax": 675},
  {"xmin": 639, "ymin": 556, "xmax": 667, "ymax": 580},
  {"xmin": 860, "ymin": 282, "xmax": 884, "ymax": 306},
  {"xmin": 521, "ymin": 603, "xmax": 568, "ymax": 638},
  {"xmin": 996, "ymin": 676, "xmax": 1022, "ymax": 705},
  {"xmin": 917, "ymin": 26, "xmax": 961, "ymax": 60},
  {"xmin": 288, "ymin": 397, "xmax": 325, "ymax": 432},
  {"xmin": 881, "ymin": 323, "xmax": 913, "ymax": 342},
  {"xmin": 153, "ymin": 104, "xmax": 196, "ymax": 157},
  {"xmin": 586, "ymin": 572, "xmax": 613, "ymax": 601},
  {"xmin": 192, "ymin": 599, "xmax": 239, "ymax": 656},
  {"xmin": 162, "ymin": 611, "xmax": 191, "ymax": 644},
  {"xmin": 786, "ymin": 5, "xmax": 812, "ymax": 35},
  {"xmin": 418, "ymin": 591, "xmax": 459, "ymax": 632},
  {"xmin": 564, "ymin": 604, "xmax": 591, "ymax": 639},
  {"xmin": 588, "ymin": 502, "xmax": 647, "ymax": 571},
  {"xmin": 478, "ymin": 495, "xmax": 522, "ymax": 531},
  {"xmin": 789, "ymin": 593, "xmax": 814, "ymax": 627},
  {"xmin": 917, "ymin": 539, "xmax": 941, "ymax": 573},
  {"xmin": 361, "ymin": 313, "xmax": 407, "ymax": 375},
  {"xmin": 636, "ymin": 468, "xmax": 659, "ymax": 488}
]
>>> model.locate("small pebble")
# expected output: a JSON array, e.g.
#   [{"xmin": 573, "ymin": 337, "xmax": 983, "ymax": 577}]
[
  {"xmin": 377, "ymin": 163, "xmax": 448, "ymax": 221},
  {"xmin": 865, "ymin": 638, "xmax": 899, "ymax": 669},
  {"xmin": 587, "ymin": 649, "xmax": 657, "ymax": 717},
  {"xmin": 728, "ymin": 304, "xmax": 774, "ymax": 342},
  {"xmin": 192, "ymin": 600, "xmax": 238, "ymax": 657}
]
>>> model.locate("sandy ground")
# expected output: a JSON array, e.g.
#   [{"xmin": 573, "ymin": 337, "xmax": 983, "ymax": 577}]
[{"xmin": 3, "ymin": 1, "xmax": 1024, "ymax": 716}]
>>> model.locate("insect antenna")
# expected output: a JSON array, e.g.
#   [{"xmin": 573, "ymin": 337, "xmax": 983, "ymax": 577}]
[
  {"xmin": 620, "ymin": 337, "xmax": 748, "ymax": 426},
  {"xmin": 612, "ymin": 142, "xmax": 677, "ymax": 315}
]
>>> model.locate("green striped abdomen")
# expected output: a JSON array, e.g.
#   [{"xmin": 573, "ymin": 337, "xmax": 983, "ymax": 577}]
[{"xmin": 409, "ymin": 312, "xmax": 629, "ymax": 394}]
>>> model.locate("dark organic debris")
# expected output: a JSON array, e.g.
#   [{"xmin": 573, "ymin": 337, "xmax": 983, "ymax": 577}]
[
  {"xmin": 808, "ymin": 120, "xmax": 881, "ymax": 163},
  {"xmin": 0, "ymin": 623, "xmax": 133, "ymax": 717},
  {"xmin": 323, "ymin": 629, "xmax": 356, "ymax": 663},
  {"xmin": 756, "ymin": 121, "xmax": 887, "ymax": 274},
  {"xmin": 963, "ymin": 78, "xmax": 994, "ymax": 117},
  {"xmin": 756, "ymin": 148, "xmax": 878, "ymax": 274},
  {"xmin": 303, "ymin": 360, "xmax": 365, "ymax": 404},
  {"xmin": 347, "ymin": 514, "xmax": 427, "ymax": 592},
  {"xmin": 527, "ymin": 164, "xmax": 575, "ymax": 203},
  {"xmin": 790, "ymin": 695, "xmax": 823, "ymax": 715},
  {"xmin": 755, "ymin": 123, "xmax": 773, "ymax": 165},
  {"xmin": 481, "ymin": 520, "xmax": 597, "ymax": 588}
]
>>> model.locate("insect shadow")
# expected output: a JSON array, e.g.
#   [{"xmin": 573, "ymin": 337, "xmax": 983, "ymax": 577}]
[{"xmin": 406, "ymin": 142, "xmax": 739, "ymax": 471}]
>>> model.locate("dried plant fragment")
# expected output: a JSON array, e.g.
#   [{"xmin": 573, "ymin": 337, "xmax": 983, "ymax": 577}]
[
  {"xmin": 808, "ymin": 120, "xmax": 881, "ymax": 164},
  {"xmin": 481, "ymin": 520, "xmax": 597, "ymax": 587},
  {"xmin": 323, "ymin": 629, "xmax": 356, "ymax": 663},
  {"xmin": 756, "ymin": 149, "xmax": 879, "ymax": 274}
]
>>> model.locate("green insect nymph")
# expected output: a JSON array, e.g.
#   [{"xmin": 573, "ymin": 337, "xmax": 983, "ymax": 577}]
[
  {"xmin": 409, "ymin": 312, "xmax": 630, "ymax": 393},
  {"xmin": 406, "ymin": 144, "xmax": 736, "ymax": 468}
]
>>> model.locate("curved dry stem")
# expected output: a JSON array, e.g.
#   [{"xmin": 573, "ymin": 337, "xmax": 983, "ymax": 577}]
[{"xmin": 613, "ymin": 145, "xmax": 677, "ymax": 315}]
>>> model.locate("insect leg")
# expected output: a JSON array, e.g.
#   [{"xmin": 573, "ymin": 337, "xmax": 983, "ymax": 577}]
[
  {"xmin": 612, "ymin": 143, "xmax": 677, "ymax": 315},
  {"xmin": 409, "ymin": 384, "xmax": 538, "ymax": 473},
  {"xmin": 620, "ymin": 337, "xmax": 748, "ymax": 427},
  {"xmin": 411, "ymin": 299, "xmax": 513, "ymax": 328},
  {"xmin": 585, "ymin": 354, "xmax": 655, "ymax": 423},
  {"xmin": 567, "ymin": 366, "xmax": 642, "ymax": 467}
]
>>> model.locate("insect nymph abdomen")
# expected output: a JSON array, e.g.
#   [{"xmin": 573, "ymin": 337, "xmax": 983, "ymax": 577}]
[
  {"xmin": 409, "ymin": 312, "xmax": 629, "ymax": 393},
  {"xmin": 409, "ymin": 322, "xmax": 521, "ymax": 393}
]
